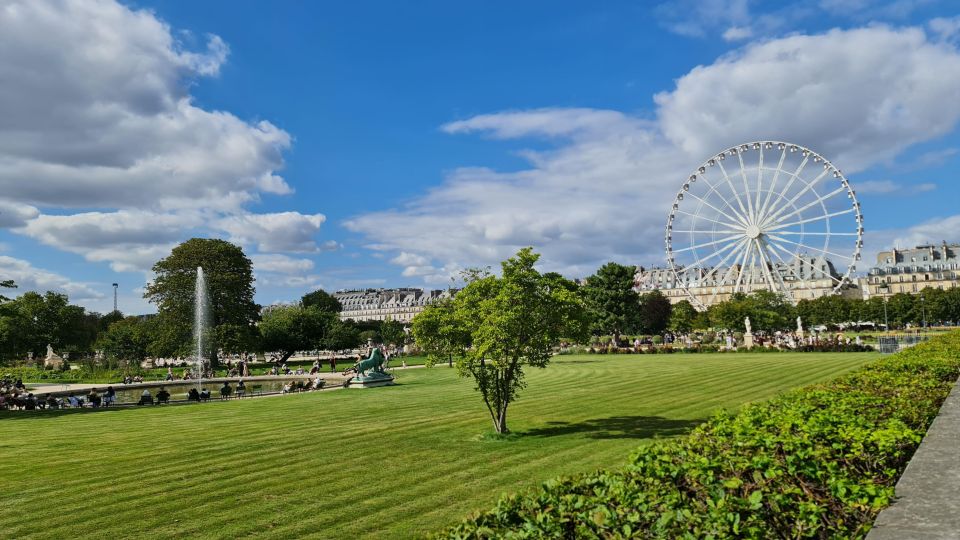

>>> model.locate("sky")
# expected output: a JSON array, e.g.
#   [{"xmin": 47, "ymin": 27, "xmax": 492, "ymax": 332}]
[{"xmin": 1, "ymin": 0, "xmax": 960, "ymax": 314}]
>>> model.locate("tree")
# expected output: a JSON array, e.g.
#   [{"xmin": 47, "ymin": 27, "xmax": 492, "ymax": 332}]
[
  {"xmin": 323, "ymin": 320, "xmax": 362, "ymax": 351},
  {"xmin": 301, "ymin": 289, "xmax": 342, "ymax": 313},
  {"xmin": 98, "ymin": 317, "xmax": 154, "ymax": 368},
  {"xmin": 379, "ymin": 317, "xmax": 406, "ymax": 348},
  {"xmin": 412, "ymin": 248, "xmax": 589, "ymax": 434},
  {"xmin": 708, "ymin": 291, "xmax": 794, "ymax": 332},
  {"xmin": 1, "ymin": 291, "xmax": 91, "ymax": 359},
  {"xmin": 581, "ymin": 262, "xmax": 641, "ymax": 341},
  {"xmin": 668, "ymin": 300, "xmax": 698, "ymax": 334},
  {"xmin": 0, "ymin": 279, "xmax": 16, "ymax": 303},
  {"xmin": 144, "ymin": 238, "xmax": 259, "ymax": 362},
  {"xmin": 259, "ymin": 305, "xmax": 336, "ymax": 362},
  {"xmin": 638, "ymin": 290, "xmax": 672, "ymax": 335}
]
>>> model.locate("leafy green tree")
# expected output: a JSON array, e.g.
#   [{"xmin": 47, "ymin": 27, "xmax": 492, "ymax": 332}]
[
  {"xmin": 638, "ymin": 290, "xmax": 672, "ymax": 335},
  {"xmin": 0, "ymin": 279, "xmax": 16, "ymax": 303},
  {"xmin": 668, "ymin": 300, "xmax": 698, "ymax": 334},
  {"xmin": 709, "ymin": 291, "xmax": 793, "ymax": 332},
  {"xmin": 98, "ymin": 317, "xmax": 154, "ymax": 368},
  {"xmin": 379, "ymin": 317, "xmax": 406, "ymax": 348},
  {"xmin": 324, "ymin": 320, "xmax": 362, "ymax": 351},
  {"xmin": 581, "ymin": 262, "xmax": 641, "ymax": 341},
  {"xmin": 2, "ymin": 291, "xmax": 90, "ymax": 358},
  {"xmin": 412, "ymin": 248, "xmax": 589, "ymax": 434},
  {"xmin": 144, "ymin": 238, "xmax": 259, "ymax": 362},
  {"xmin": 301, "ymin": 289, "xmax": 342, "ymax": 313},
  {"xmin": 411, "ymin": 299, "xmax": 470, "ymax": 368},
  {"xmin": 886, "ymin": 293, "xmax": 917, "ymax": 328},
  {"xmin": 259, "ymin": 305, "xmax": 336, "ymax": 362},
  {"xmin": 359, "ymin": 329, "xmax": 379, "ymax": 344}
]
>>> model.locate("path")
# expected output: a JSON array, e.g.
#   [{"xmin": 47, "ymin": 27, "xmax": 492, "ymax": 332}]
[{"xmin": 867, "ymin": 377, "xmax": 960, "ymax": 539}]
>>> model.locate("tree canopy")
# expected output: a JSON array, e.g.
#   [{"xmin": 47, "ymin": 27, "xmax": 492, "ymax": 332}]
[
  {"xmin": 580, "ymin": 262, "xmax": 641, "ymax": 338},
  {"xmin": 412, "ymin": 247, "xmax": 589, "ymax": 434},
  {"xmin": 301, "ymin": 289, "xmax": 342, "ymax": 313},
  {"xmin": 259, "ymin": 305, "xmax": 336, "ymax": 362},
  {"xmin": 144, "ymin": 238, "xmax": 259, "ymax": 360}
]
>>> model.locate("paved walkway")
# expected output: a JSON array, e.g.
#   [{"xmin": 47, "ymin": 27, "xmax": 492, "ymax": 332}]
[{"xmin": 867, "ymin": 376, "xmax": 960, "ymax": 539}]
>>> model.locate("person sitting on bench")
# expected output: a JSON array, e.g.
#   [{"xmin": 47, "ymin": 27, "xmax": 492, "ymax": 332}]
[
  {"xmin": 187, "ymin": 388, "xmax": 200, "ymax": 402},
  {"xmin": 199, "ymin": 388, "xmax": 211, "ymax": 402},
  {"xmin": 156, "ymin": 387, "xmax": 171, "ymax": 405},
  {"xmin": 219, "ymin": 382, "xmax": 232, "ymax": 400},
  {"xmin": 236, "ymin": 379, "xmax": 246, "ymax": 398},
  {"xmin": 138, "ymin": 389, "xmax": 153, "ymax": 405}
]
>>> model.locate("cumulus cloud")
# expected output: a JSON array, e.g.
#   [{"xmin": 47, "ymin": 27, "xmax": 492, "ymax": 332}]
[
  {"xmin": 347, "ymin": 26, "xmax": 960, "ymax": 281},
  {"xmin": 214, "ymin": 212, "xmax": 327, "ymax": 253},
  {"xmin": 0, "ymin": 0, "xmax": 335, "ymax": 277},
  {"xmin": 0, "ymin": 255, "xmax": 103, "ymax": 301},
  {"xmin": 857, "ymin": 180, "xmax": 937, "ymax": 195},
  {"xmin": 251, "ymin": 254, "xmax": 315, "ymax": 274}
]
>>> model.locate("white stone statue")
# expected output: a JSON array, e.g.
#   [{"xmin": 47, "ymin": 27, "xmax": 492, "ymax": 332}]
[
  {"xmin": 796, "ymin": 316, "xmax": 803, "ymax": 333},
  {"xmin": 744, "ymin": 316, "xmax": 752, "ymax": 334},
  {"xmin": 46, "ymin": 343, "xmax": 55, "ymax": 359}
]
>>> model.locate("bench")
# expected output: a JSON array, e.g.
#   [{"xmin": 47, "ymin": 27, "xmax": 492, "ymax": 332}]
[
  {"xmin": 137, "ymin": 395, "xmax": 154, "ymax": 406},
  {"xmin": 250, "ymin": 385, "xmax": 263, "ymax": 396}
]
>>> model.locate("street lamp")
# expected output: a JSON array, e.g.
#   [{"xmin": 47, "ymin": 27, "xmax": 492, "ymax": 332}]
[
  {"xmin": 883, "ymin": 297, "xmax": 889, "ymax": 332},
  {"xmin": 920, "ymin": 293, "xmax": 927, "ymax": 330}
]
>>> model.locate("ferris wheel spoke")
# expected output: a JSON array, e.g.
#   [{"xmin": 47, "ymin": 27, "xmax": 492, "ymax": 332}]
[
  {"xmin": 764, "ymin": 239, "xmax": 814, "ymax": 291},
  {"xmin": 706, "ymin": 240, "xmax": 750, "ymax": 305},
  {"xmin": 765, "ymin": 234, "xmax": 850, "ymax": 262},
  {"xmin": 671, "ymin": 229, "xmax": 743, "ymax": 234},
  {"xmin": 716, "ymin": 160, "xmax": 752, "ymax": 222},
  {"xmin": 765, "ymin": 239, "xmax": 843, "ymax": 285},
  {"xmin": 765, "ymin": 208, "xmax": 855, "ymax": 232},
  {"xmin": 761, "ymin": 167, "xmax": 831, "ymax": 225},
  {"xmin": 674, "ymin": 209, "xmax": 743, "ymax": 230},
  {"xmin": 695, "ymin": 237, "xmax": 748, "ymax": 282},
  {"xmin": 754, "ymin": 238, "xmax": 787, "ymax": 298},
  {"xmin": 774, "ymin": 231, "xmax": 859, "ymax": 236},
  {"xmin": 732, "ymin": 239, "xmax": 754, "ymax": 294},
  {"xmin": 681, "ymin": 190, "xmax": 749, "ymax": 228},
  {"xmin": 756, "ymin": 154, "xmax": 809, "ymax": 224},
  {"xmin": 757, "ymin": 147, "xmax": 787, "ymax": 221},
  {"xmin": 672, "ymin": 233, "xmax": 744, "ymax": 254},
  {"xmin": 736, "ymin": 151, "xmax": 756, "ymax": 218},
  {"xmin": 763, "ymin": 185, "xmax": 847, "ymax": 228},
  {"xmin": 759, "ymin": 237, "xmax": 803, "ymax": 294},
  {"xmin": 696, "ymin": 174, "xmax": 751, "ymax": 225},
  {"xmin": 756, "ymin": 238, "xmax": 794, "ymax": 300}
]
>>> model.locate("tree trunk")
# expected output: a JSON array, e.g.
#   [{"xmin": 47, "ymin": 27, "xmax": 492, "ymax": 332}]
[{"xmin": 495, "ymin": 405, "xmax": 509, "ymax": 434}]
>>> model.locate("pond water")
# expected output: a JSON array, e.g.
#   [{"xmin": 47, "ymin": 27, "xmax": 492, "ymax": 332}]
[{"xmin": 95, "ymin": 378, "xmax": 316, "ymax": 404}]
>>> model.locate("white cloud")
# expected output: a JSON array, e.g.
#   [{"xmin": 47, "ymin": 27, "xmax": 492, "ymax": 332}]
[
  {"xmin": 251, "ymin": 254, "xmax": 315, "ymax": 274},
  {"xmin": 864, "ymin": 215, "xmax": 960, "ymax": 256},
  {"xmin": 0, "ymin": 255, "xmax": 103, "ymax": 301},
  {"xmin": 348, "ymin": 26, "xmax": 960, "ymax": 280},
  {"xmin": 722, "ymin": 26, "xmax": 753, "ymax": 41},
  {"xmin": 0, "ymin": 200, "xmax": 39, "ymax": 228},
  {"xmin": 856, "ymin": 180, "xmax": 937, "ymax": 195},
  {"xmin": 215, "ymin": 212, "xmax": 327, "ymax": 253},
  {"xmin": 930, "ymin": 15, "xmax": 960, "ymax": 43}
]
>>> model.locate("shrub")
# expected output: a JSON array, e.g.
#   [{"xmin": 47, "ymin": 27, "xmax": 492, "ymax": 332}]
[{"xmin": 439, "ymin": 332, "xmax": 960, "ymax": 539}]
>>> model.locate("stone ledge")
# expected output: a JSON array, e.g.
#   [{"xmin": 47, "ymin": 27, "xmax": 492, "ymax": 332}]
[{"xmin": 867, "ymin": 376, "xmax": 960, "ymax": 540}]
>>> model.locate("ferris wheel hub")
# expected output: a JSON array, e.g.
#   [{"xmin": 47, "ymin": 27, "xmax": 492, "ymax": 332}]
[{"xmin": 745, "ymin": 224, "xmax": 761, "ymax": 239}]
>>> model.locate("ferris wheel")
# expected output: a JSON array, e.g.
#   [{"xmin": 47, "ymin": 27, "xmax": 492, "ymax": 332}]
[{"xmin": 665, "ymin": 141, "xmax": 863, "ymax": 309}]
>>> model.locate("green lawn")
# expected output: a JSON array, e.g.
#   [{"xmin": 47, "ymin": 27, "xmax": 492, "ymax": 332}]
[{"xmin": 0, "ymin": 352, "xmax": 877, "ymax": 539}]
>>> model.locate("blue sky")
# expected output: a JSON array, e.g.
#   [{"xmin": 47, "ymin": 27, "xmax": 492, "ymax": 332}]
[{"xmin": 1, "ymin": 0, "xmax": 960, "ymax": 314}]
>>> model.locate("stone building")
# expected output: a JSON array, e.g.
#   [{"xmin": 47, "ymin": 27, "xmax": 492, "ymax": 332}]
[
  {"xmin": 634, "ymin": 254, "xmax": 856, "ymax": 308},
  {"xmin": 333, "ymin": 288, "xmax": 458, "ymax": 323},
  {"xmin": 858, "ymin": 242, "xmax": 960, "ymax": 299}
]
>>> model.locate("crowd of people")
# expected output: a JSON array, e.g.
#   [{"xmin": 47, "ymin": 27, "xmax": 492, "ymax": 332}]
[{"xmin": 1, "ymin": 379, "xmax": 118, "ymax": 410}]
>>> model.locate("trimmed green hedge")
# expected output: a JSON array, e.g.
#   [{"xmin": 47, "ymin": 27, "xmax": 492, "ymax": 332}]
[{"xmin": 441, "ymin": 332, "xmax": 960, "ymax": 539}]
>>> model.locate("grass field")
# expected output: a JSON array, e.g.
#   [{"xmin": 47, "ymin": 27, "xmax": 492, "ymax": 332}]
[{"xmin": 0, "ymin": 352, "xmax": 877, "ymax": 539}]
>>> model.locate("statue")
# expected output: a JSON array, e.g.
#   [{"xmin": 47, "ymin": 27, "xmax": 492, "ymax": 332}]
[
  {"xmin": 345, "ymin": 347, "xmax": 394, "ymax": 388},
  {"xmin": 743, "ymin": 317, "xmax": 754, "ymax": 349},
  {"xmin": 796, "ymin": 316, "xmax": 803, "ymax": 333},
  {"xmin": 44, "ymin": 343, "xmax": 64, "ymax": 369},
  {"xmin": 744, "ymin": 316, "xmax": 752, "ymax": 334}
]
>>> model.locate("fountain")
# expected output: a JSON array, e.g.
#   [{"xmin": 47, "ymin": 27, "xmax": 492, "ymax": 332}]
[{"xmin": 194, "ymin": 267, "xmax": 211, "ymax": 390}]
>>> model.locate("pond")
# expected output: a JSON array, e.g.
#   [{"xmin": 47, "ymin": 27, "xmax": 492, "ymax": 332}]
[{"xmin": 57, "ymin": 377, "xmax": 322, "ymax": 405}]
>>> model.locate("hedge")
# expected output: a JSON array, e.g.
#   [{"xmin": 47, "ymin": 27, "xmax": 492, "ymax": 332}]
[{"xmin": 440, "ymin": 331, "xmax": 960, "ymax": 539}]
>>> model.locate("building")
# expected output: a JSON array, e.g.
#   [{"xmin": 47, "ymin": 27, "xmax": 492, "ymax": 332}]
[
  {"xmin": 858, "ymin": 242, "xmax": 960, "ymax": 299},
  {"xmin": 635, "ymin": 254, "xmax": 857, "ymax": 308},
  {"xmin": 333, "ymin": 288, "xmax": 458, "ymax": 323}
]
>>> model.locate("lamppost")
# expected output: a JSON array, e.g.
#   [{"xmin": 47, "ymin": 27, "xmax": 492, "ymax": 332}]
[
  {"xmin": 883, "ymin": 297, "xmax": 889, "ymax": 332},
  {"xmin": 920, "ymin": 293, "xmax": 927, "ymax": 330}
]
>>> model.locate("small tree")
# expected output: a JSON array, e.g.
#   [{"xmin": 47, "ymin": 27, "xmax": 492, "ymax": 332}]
[
  {"xmin": 668, "ymin": 300, "xmax": 698, "ymax": 334},
  {"xmin": 638, "ymin": 290, "xmax": 672, "ymax": 335},
  {"xmin": 259, "ymin": 305, "xmax": 335, "ymax": 362},
  {"xmin": 379, "ymin": 317, "xmax": 406, "ymax": 348},
  {"xmin": 581, "ymin": 262, "xmax": 641, "ymax": 342},
  {"xmin": 412, "ymin": 248, "xmax": 589, "ymax": 434}
]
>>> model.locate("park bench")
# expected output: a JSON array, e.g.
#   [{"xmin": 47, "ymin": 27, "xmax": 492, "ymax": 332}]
[
  {"xmin": 250, "ymin": 384, "xmax": 263, "ymax": 396},
  {"xmin": 137, "ymin": 395, "xmax": 154, "ymax": 406}
]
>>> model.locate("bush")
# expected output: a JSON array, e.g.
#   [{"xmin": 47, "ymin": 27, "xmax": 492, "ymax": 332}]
[{"xmin": 439, "ymin": 332, "xmax": 960, "ymax": 539}]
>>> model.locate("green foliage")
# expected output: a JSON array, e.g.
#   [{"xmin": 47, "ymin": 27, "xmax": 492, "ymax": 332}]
[
  {"xmin": 323, "ymin": 319, "xmax": 362, "ymax": 351},
  {"xmin": 259, "ymin": 305, "xmax": 336, "ymax": 361},
  {"xmin": 144, "ymin": 238, "xmax": 259, "ymax": 360},
  {"xmin": 709, "ymin": 290, "xmax": 796, "ymax": 332},
  {"xmin": 301, "ymin": 288, "xmax": 342, "ymax": 313},
  {"xmin": 669, "ymin": 300, "xmax": 698, "ymax": 333},
  {"xmin": 97, "ymin": 316, "xmax": 155, "ymax": 367},
  {"xmin": 441, "ymin": 332, "xmax": 960, "ymax": 539},
  {"xmin": 581, "ymin": 262, "xmax": 641, "ymax": 338},
  {"xmin": 638, "ymin": 290, "xmax": 672, "ymax": 335},
  {"xmin": 413, "ymin": 248, "xmax": 590, "ymax": 433},
  {"xmin": 0, "ymin": 291, "xmax": 95, "ymax": 359},
  {"xmin": 0, "ymin": 279, "xmax": 16, "ymax": 303},
  {"xmin": 379, "ymin": 317, "xmax": 406, "ymax": 347}
]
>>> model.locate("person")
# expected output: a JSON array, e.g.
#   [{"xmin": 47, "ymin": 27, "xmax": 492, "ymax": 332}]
[
  {"xmin": 330, "ymin": 357, "xmax": 337, "ymax": 373},
  {"xmin": 165, "ymin": 367, "xmax": 174, "ymax": 381},
  {"xmin": 236, "ymin": 379, "xmax": 246, "ymax": 398},
  {"xmin": 103, "ymin": 386, "xmax": 116, "ymax": 407},
  {"xmin": 67, "ymin": 394, "xmax": 80, "ymax": 408},
  {"xmin": 46, "ymin": 395, "xmax": 60, "ymax": 409},
  {"xmin": 199, "ymin": 388, "xmax": 211, "ymax": 402},
  {"xmin": 88, "ymin": 388, "xmax": 102, "ymax": 408},
  {"xmin": 138, "ymin": 388, "xmax": 153, "ymax": 406},
  {"xmin": 156, "ymin": 387, "xmax": 170, "ymax": 404},
  {"xmin": 187, "ymin": 388, "xmax": 200, "ymax": 402},
  {"xmin": 314, "ymin": 375, "xmax": 325, "ymax": 390},
  {"xmin": 24, "ymin": 393, "xmax": 36, "ymax": 410},
  {"xmin": 219, "ymin": 382, "xmax": 232, "ymax": 400}
]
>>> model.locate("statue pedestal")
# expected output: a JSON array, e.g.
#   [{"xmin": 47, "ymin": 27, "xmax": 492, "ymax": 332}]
[
  {"xmin": 796, "ymin": 330, "xmax": 804, "ymax": 341},
  {"xmin": 743, "ymin": 332, "xmax": 755, "ymax": 349},
  {"xmin": 347, "ymin": 373, "xmax": 395, "ymax": 388}
]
